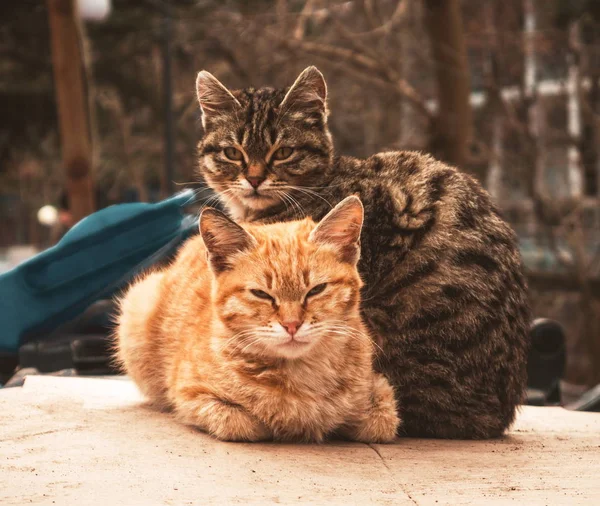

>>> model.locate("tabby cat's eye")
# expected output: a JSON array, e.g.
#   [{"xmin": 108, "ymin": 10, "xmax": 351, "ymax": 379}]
[
  {"xmin": 272, "ymin": 147, "xmax": 294, "ymax": 161},
  {"xmin": 224, "ymin": 147, "xmax": 243, "ymax": 161},
  {"xmin": 250, "ymin": 289, "xmax": 274, "ymax": 301},
  {"xmin": 306, "ymin": 283, "xmax": 327, "ymax": 298}
]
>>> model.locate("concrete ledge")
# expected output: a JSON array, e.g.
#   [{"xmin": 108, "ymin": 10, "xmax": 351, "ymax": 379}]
[{"xmin": 1, "ymin": 376, "xmax": 599, "ymax": 505}]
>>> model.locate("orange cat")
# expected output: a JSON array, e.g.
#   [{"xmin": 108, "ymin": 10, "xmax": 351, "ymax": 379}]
[{"xmin": 114, "ymin": 196, "xmax": 399, "ymax": 443}]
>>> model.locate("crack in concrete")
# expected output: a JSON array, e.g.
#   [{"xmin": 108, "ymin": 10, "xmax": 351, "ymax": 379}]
[
  {"xmin": 1, "ymin": 428, "xmax": 65, "ymax": 443},
  {"xmin": 367, "ymin": 443, "xmax": 419, "ymax": 506},
  {"xmin": 367, "ymin": 443, "xmax": 390, "ymax": 471},
  {"xmin": 399, "ymin": 486, "xmax": 419, "ymax": 506},
  {"xmin": 1, "ymin": 426, "xmax": 83, "ymax": 443}
]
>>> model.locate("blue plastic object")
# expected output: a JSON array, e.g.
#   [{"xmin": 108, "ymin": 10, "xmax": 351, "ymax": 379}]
[{"xmin": 0, "ymin": 190, "xmax": 198, "ymax": 353}]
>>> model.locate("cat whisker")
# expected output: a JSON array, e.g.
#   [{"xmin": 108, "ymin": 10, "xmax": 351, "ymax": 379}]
[
  {"xmin": 281, "ymin": 191, "xmax": 306, "ymax": 219},
  {"xmin": 191, "ymin": 187, "xmax": 217, "ymax": 196},
  {"xmin": 198, "ymin": 188, "xmax": 236, "ymax": 213},
  {"xmin": 237, "ymin": 335, "xmax": 271, "ymax": 356},
  {"xmin": 198, "ymin": 197, "xmax": 221, "ymax": 211},
  {"xmin": 189, "ymin": 189, "xmax": 219, "ymax": 204},
  {"xmin": 192, "ymin": 186, "xmax": 219, "ymax": 197},
  {"xmin": 358, "ymin": 292, "xmax": 379, "ymax": 303},
  {"xmin": 273, "ymin": 189, "xmax": 306, "ymax": 218},
  {"xmin": 274, "ymin": 190, "xmax": 304, "ymax": 219},
  {"xmin": 174, "ymin": 180, "xmax": 212, "ymax": 187},
  {"xmin": 296, "ymin": 190, "xmax": 333, "ymax": 208},
  {"xmin": 220, "ymin": 330, "xmax": 260, "ymax": 350},
  {"xmin": 324, "ymin": 329, "xmax": 381, "ymax": 353},
  {"xmin": 273, "ymin": 190, "xmax": 293, "ymax": 216},
  {"xmin": 293, "ymin": 183, "xmax": 344, "ymax": 190},
  {"xmin": 278, "ymin": 185, "xmax": 334, "ymax": 209},
  {"xmin": 275, "ymin": 191, "xmax": 291, "ymax": 213},
  {"xmin": 199, "ymin": 188, "xmax": 229, "ymax": 206},
  {"xmin": 317, "ymin": 322, "xmax": 383, "ymax": 353},
  {"xmin": 220, "ymin": 189, "xmax": 241, "ymax": 212}
]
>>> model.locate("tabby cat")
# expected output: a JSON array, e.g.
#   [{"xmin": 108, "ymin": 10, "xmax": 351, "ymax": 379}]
[
  {"xmin": 194, "ymin": 66, "xmax": 530, "ymax": 439},
  {"xmin": 114, "ymin": 196, "xmax": 399, "ymax": 443}
]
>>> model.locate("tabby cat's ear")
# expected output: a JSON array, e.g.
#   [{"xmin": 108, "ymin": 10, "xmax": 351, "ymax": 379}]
[
  {"xmin": 195, "ymin": 71, "xmax": 241, "ymax": 128},
  {"xmin": 309, "ymin": 196, "xmax": 364, "ymax": 264},
  {"xmin": 279, "ymin": 66, "xmax": 327, "ymax": 118},
  {"xmin": 199, "ymin": 209, "xmax": 256, "ymax": 274}
]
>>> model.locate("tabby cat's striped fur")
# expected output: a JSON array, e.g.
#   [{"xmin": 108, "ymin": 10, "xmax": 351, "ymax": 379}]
[{"xmin": 195, "ymin": 67, "xmax": 530, "ymax": 439}]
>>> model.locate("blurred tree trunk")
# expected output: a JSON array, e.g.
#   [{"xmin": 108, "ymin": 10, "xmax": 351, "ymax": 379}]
[
  {"xmin": 482, "ymin": 1, "xmax": 506, "ymax": 201},
  {"xmin": 122, "ymin": 117, "xmax": 149, "ymax": 203},
  {"xmin": 399, "ymin": 0, "xmax": 429, "ymax": 152},
  {"xmin": 567, "ymin": 18, "xmax": 600, "ymax": 385},
  {"xmin": 579, "ymin": 15, "xmax": 600, "ymax": 198},
  {"xmin": 423, "ymin": 0, "xmax": 477, "ymax": 179},
  {"xmin": 47, "ymin": 0, "xmax": 96, "ymax": 222}
]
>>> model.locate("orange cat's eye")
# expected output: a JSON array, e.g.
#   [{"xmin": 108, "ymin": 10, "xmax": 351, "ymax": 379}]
[
  {"xmin": 306, "ymin": 283, "xmax": 327, "ymax": 298},
  {"xmin": 250, "ymin": 289, "xmax": 274, "ymax": 301},
  {"xmin": 272, "ymin": 147, "xmax": 294, "ymax": 161},
  {"xmin": 224, "ymin": 147, "xmax": 243, "ymax": 161}
]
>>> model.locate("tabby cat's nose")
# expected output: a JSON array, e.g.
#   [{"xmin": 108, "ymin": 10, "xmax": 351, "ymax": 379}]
[
  {"xmin": 281, "ymin": 320, "xmax": 303, "ymax": 337},
  {"xmin": 247, "ymin": 176, "xmax": 265, "ymax": 189}
]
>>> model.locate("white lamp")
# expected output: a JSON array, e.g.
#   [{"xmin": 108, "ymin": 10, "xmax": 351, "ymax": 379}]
[
  {"xmin": 37, "ymin": 205, "xmax": 59, "ymax": 227},
  {"xmin": 78, "ymin": 0, "xmax": 112, "ymax": 22}
]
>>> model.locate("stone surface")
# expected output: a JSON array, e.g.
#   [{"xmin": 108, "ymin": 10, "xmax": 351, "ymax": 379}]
[{"xmin": 1, "ymin": 376, "xmax": 599, "ymax": 505}]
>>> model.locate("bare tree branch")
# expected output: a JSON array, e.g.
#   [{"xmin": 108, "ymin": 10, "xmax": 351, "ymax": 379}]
[
  {"xmin": 353, "ymin": 0, "xmax": 408, "ymax": 38},
  {"xmin": 361, "ymin": 0, "xmax": 382, "ymax": 31},
  {"xmin": 293, "ymin": 0, "xmax": 317, "ymax": 41},
  {"xmin": 279, "ymin": 37, "xmax": 432, "ymax": 118}
]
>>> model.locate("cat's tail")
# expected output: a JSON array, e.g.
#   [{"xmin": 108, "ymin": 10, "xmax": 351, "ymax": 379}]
[{"xmin": 112, "ymin": 270, "xmax": 171, "ymax": 409}]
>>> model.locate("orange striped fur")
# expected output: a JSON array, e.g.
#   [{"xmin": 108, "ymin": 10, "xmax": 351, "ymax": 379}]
[{"xmin": 114, "ymin": 197, "xmax": 399, "ymax": 442}]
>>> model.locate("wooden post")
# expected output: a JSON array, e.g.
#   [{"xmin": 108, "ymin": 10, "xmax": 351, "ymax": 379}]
[
  {"xmin": 424, "ymin": 0, "xmax": 475, "ymax": 175},
  {"xmin": 161, "ymin": 12, "xmax": 175, "ymax": 199},
  {"xmin": 47, "ymin": 0, "xmax": 95, "ymax": 222}
]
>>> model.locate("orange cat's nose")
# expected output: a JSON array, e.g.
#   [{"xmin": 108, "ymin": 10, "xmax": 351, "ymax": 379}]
[{"xmin": 281, "ymin": 320, "xmax": 303, "ymax": 337}]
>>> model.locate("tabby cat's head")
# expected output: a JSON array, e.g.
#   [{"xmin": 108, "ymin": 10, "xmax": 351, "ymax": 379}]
[
  {"xmin": 199, "ymin": 196, "xmax": 364, "ymax": 359},
  {"xmin": 195, "ymin": 66, "xmax": 333, "ymax": 216}
]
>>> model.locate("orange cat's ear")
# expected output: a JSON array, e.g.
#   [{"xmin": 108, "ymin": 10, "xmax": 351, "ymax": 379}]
[
  {"xmin": 196, "ymin": 71, "xmax": 241, "ymax": 129},
  {"xmin": 199, "ymin": 209, "xmax": 256, "ymax": 273},
  {"xmin": 309, "ymin": 196, "xmax": 364, "ymax": 264}
]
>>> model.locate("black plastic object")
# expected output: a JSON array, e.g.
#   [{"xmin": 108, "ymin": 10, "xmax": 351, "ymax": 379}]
[
  {"xmin": 19, "ymin": 336, "xmax": 75, "ymax": 373},
  {"xmin": 18, "ymin": 334, "xmax": 117, "ymax": 376},
  {"xmin": 526, "ymin": 318, "xmax": 566, "ymax": 406},
  {"xmin": 567, "ymin": 384, "xmax": 600, "ymax": 412},
  {"xmin": 0, "ymin": 352, "xmax": 19, "ymax": 384},
  {"xmin": 71, "ymin": 334, "xmax": 116, "ymax": 375},
  {"xmin": 15, "ymin": 299, "xmax": 118, "ymax": 378}
]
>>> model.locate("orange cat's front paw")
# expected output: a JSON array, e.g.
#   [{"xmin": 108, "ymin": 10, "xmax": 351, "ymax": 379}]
[
  {"xmin": 206, "ymin": 405, "xmax": 271, "ymax": 443},
  {"xmin": 353, "ymin": 407, "xmax": 399, "ymax": 443},
  {"xmin": 211, "ymin": 418, "xmax": 270, "ymax": 442},
  {"xmin": 348, "ymin": 374, "xmax": 400, "ymax": 444},
  {"xmin": 176, "ymin": 397, "xmax": 271, "ymax": 442}
]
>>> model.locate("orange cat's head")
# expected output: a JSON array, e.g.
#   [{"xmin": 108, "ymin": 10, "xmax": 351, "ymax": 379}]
[{"xmin": 200, "ymin": 196, "xmax": 365, "ymax": 359}]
